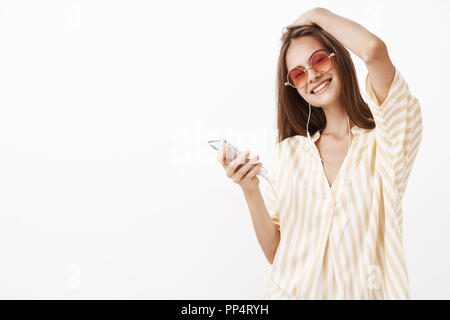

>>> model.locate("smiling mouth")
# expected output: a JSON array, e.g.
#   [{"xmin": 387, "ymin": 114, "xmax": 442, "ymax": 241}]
[{"xmin": 310, "ymin": 78, "xmax": 332, "ymax": 94}]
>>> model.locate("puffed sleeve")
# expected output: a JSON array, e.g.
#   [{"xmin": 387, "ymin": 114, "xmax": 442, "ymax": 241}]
[{"xmin": 365, "ymin": 66, "xmax": 423, "ymax": 199}]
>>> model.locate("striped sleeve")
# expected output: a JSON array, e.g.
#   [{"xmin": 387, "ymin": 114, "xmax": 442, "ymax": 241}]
[
  {"xmin": 365, "ymin": 66, "xmax": 423, "ymax": 199},
  {"xmin": 260, "ymin": 144, "xmax": 282, "ymax": 231}
]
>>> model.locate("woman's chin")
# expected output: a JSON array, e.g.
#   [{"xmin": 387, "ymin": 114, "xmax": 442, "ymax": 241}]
[{"xmin": 309, "ymin": 89, "xmax": 337, "ymax": 104}]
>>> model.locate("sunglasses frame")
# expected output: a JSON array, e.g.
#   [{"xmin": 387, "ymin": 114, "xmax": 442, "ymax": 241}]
[{"xmin": 284, "ymin": 51, "xmax": 336, "ymax": 89}]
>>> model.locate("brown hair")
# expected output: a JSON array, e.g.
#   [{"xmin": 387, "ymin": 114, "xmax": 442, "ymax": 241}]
[{"xmin": 276, "ymin": 23, "xmax": 375, "ymax": 143}]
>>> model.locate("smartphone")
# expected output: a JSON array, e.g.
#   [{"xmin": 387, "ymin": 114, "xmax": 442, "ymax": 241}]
[{"xmin": 207, "ymin": 138, "xmax": 268, "ymax": 178}]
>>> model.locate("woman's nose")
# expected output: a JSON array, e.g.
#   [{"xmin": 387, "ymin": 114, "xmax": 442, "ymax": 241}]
[{"xmin": 307, "ymin": 67, "xmax": 322, "ymax": 84}]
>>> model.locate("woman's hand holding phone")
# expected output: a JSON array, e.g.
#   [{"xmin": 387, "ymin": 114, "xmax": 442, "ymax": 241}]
[{"xmin": 217, "ymin": 146, "xmax": 262, "ymax": 192}]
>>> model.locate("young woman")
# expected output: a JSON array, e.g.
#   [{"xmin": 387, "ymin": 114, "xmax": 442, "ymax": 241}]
[{"xmin": 217, "ymin": 7, "xmax": 423, "ymax": 299}]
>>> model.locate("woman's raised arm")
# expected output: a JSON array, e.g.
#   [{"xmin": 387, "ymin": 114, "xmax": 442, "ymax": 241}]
[
  {"xmin": 288, "ymin": 7, "xmax": 381, "ymax": 63},
  {"xmin": 288, "ymin": 7, "xmax": 396, "ymax": 107}
]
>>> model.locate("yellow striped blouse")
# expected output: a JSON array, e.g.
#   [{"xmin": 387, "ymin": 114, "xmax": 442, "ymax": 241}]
[{"xmin": 260, "ymin": 66, "xmax": 423, "ymax": 299}]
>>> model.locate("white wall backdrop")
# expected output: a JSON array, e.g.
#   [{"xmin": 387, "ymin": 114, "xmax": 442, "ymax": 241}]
[{"xmin": 0, "ymin": 0, "xmax": 448, "ymax": 299}]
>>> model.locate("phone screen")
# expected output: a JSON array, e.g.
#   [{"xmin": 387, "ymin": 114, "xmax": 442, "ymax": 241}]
[{"xmin": 208, "ymin": 139, "xmax": 248, "ymax": 166}]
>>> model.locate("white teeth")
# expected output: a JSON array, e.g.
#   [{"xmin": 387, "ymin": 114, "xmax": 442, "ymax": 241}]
[{"xmin": 313, "ymin": 80, "xmax": 330, "ymax": 93}]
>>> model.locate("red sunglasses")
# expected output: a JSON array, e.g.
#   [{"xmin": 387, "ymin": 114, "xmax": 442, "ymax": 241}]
[{"xmin": 284, "ymin": 51, "xmax": 336, "ymax": 89}]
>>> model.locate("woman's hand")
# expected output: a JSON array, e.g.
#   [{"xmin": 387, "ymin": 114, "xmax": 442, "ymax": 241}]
[
  {"xmin": 217, "ymin": 146, "xmax": 263, "ymax": 193},
  {"xmin": 286, "ymin": 7, "xmax": 326, "ymax": 28}
]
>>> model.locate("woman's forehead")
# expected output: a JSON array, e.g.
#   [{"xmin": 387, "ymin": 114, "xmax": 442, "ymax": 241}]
[{"xmin": 287, "ymin": 38, "xmax": 327, "ymax": 69}]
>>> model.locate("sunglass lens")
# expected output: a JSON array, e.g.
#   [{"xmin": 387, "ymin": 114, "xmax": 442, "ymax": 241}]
[
  {"xmin": 312, "ymin": 52, "xmax": 331, "ymax": 72},
  {"xmin": 288, "ymin": 68, "xmax": 307, "ymax": 88}
]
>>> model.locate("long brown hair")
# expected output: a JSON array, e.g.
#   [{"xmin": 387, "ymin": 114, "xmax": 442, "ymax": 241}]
[{"xmin": 276, "ymin": 23, "xmax": 375, "ymax": 143}]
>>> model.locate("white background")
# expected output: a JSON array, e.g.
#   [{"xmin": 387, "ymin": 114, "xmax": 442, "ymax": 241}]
[{"xmin": 0, "ymin": 0, "xmax": 448, "ymax": 299}]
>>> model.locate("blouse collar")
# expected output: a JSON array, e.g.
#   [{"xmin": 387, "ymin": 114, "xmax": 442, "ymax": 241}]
[{"xmin": 310, "ymin": 125, "xmax": 372, "ymax": 143}]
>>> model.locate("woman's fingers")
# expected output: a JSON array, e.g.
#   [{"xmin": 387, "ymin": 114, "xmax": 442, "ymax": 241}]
[
  {"xmin": 243, "ymin": 161, "xmax": 263, "ymax": 181},
  {"xmin": 233, "ymin": 155, "xmax": 260, "ymax": 182},
  {"xmin": 287, "ymin": 8, "xmax": 318, "ymax": 28},
  {"xmin": 217, "ymin": 146, "xmax": 261, "ymax": 185},
  {"xmin": 217, "ymin": 146, "xmax": 228, "ymax": 167},
  {"xmin": 217, "ymin": 147, "xmax": 222, "ymax": 164},
  {"xmin": 215, "ymin": 145, "xmax": 262, "ymax": 190},
  {"xmin": 226, "ymin": 150, "xmax": 249, "ymax": 178}
]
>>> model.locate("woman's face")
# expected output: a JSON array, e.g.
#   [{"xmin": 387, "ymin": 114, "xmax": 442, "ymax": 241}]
[{"xmin": 285, "ymin": 36, "xmax": 341, "ymax": 108}]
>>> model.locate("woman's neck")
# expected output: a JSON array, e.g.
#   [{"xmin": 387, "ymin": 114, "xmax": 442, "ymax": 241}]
[{"xmin": 320, "ymin": 105, "xmax": 352, "ymax": 139}]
